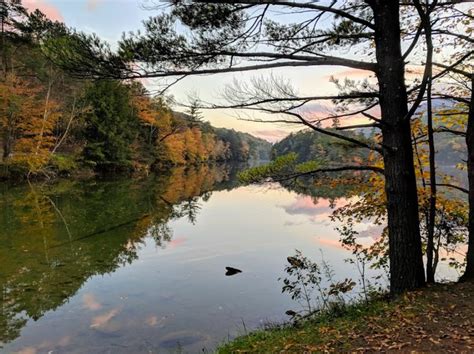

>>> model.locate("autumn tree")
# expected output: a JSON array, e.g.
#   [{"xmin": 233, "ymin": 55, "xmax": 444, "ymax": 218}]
[
  {"xmin": 418, "ymin": 5, "xmax": 473, "ymax": 281},
  {"xmin": 0, "ymin": 4, "xmax": 86, "ymax": 177}
]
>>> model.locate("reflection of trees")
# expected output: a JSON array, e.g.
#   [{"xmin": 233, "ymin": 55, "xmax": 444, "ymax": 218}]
[
  {"xmin": 0, "ymin": 163, "xmax": 241, "ymax": 345},
  {"xmin": 279, "ymin": 172, "xmax": 364, "ymax": 206}
]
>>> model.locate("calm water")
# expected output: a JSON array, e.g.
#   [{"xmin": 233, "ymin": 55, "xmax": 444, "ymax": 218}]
[{"xmin": 0, "ymin": 164, "xmax": 456, "ymax": 353}]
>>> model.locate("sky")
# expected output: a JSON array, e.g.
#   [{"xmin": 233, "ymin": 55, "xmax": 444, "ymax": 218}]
[{"xmin": 20, "ymin": 0, "xmax": 396, "ymax": 142}]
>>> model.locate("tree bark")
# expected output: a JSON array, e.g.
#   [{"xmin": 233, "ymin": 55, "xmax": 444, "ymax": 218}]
[
  {"xmin": 371, "ymin": 0, "xmax": 425, "ymax": 294},
  {"xmin": 460, "ymin": 75, "xmax": 474, "ymax": 282}
]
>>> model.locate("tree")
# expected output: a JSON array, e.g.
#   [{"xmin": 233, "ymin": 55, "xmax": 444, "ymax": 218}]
[
  {"xmin": 0, "ymin": 73, "xmax": 60, "ymax": 175},
  {"xmin": 82, "ymin": 80, "xmax": 138, "ymax": 171},
  {"xmin": 108, "ymin": 0, "xmax": 428, "ymax": 294},
  {"xmin": 187, "ymin": 98, "xmax": 204, "ymax": 125},
  {"xmin": 0, "ymin": 0, "xmax": 27, "ymax": 76},
  {"xmin": 419, "ymin": 6, "xmax": 473, "ymax": 281}
]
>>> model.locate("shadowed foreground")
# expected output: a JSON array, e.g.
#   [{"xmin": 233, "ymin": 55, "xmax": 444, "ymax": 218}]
[{"xmin": 219, "ymin": 282, "xmax": 474, "ymax": 352}]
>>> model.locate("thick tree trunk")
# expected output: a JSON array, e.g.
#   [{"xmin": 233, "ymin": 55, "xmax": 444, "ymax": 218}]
[
  {"xmin": 460, "ymin": 76, "xmax": 474, "ymax": 282},
  {"xmin": 371, "ymin": 0, "xmax": 425, "ymax": 294}
]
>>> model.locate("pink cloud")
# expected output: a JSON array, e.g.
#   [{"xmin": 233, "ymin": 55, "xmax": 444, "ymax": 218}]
[
  {"xmin": 253, "ymin": 129, "xmax": 291, "ymax": 142},
  {"xmin": 283, "ymin": 196, "xmax": 349, "ymax": 216},
  {"xmin": 83, "ymin": 293, "xmax": 102, "ymax": 311},
  {"xmin": 17, "ymin": 348, "xmax": 37, "ymax": 354},
  {"xmin": 23, "ymin": 0, "xmax": 63, "ymax": 22},
  {"xmin": 145, "ymin": 314, "xmax": 173, "ymax": 328},
  {"xmin": 90, "ymin": 308, "xmax": 120, "ymax": 328},
  {"xmin": 323, "ymin": 69, "xmax": 374, "ymax": 80},
  {"xmin": 87, "ymin": 0, "xmax": 102, "ymax": 11},
  {"xmin": 282, "ymin": 196, "xmax": 354, "ymax": 223},
  {"xmin": 327, "ymin": 66, "xmax": 440, "ymax": 81},
  {"xmin": 300, "ymin": 102, "xmax": 381, "ymax": 129},
  {"xmin": 358, "ymin": 225, "xmax": 385, "ymax": 240},
  {"xmin": 168, "ymin": 237, "xmax": 186, "ymax": 249},
  {"xmin": 316, "ymin": 237, "xmax": 344, "ymax": 250}
]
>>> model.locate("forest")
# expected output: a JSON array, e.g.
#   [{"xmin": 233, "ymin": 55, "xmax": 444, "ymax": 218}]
[
  {"xmin": 0, "ymin": 5, "xmax": 271, "ymax": 180},
  {"xmin": 0, "ymin": 0, "xmax": 473, "ymax": 352}
]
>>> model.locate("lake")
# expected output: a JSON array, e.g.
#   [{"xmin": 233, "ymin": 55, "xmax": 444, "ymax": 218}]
[{"xmin": 0, "ymin": 164, "xmax": 457, "ymax": 353}]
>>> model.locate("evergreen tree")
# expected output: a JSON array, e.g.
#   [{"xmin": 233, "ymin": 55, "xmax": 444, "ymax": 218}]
[{"xmin": 82, "ymin": 80, "xmax": 138, "ymax": 171}]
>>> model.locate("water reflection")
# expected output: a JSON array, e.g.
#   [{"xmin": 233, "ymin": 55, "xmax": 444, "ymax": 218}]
[
  {"xmin": 0, "ymin": 165, "xmax": 379, "ymax": 353},
  {"xmin": 0, "ymin": 164, "xmax": 240, "ymax": 346}
]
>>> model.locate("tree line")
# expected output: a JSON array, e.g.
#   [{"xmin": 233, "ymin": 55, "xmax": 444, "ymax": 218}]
[{"xmin": 0, "ymin": 2, "xmax": 271, "ymax": 180}]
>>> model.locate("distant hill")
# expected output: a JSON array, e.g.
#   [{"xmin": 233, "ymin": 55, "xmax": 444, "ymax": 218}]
[
  {"xmin": 173, "ymin": 111, "xmax": 272, "ymax": 161},
  {"xmin": 271, "ymin": 128, "xmax": 370, "ymax": 164},
  {"xmin": 271, "ymin": 127, "xmax": 467, "ymax": 187}
]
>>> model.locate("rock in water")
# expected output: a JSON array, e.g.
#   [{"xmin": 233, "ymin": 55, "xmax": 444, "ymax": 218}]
[{"xmin": 225, "ymin": 266, "xmax": 242, "ymax": 276}]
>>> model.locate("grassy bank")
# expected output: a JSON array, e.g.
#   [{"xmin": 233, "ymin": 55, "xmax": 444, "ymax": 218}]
[{"xmin": 219, "ymin": 282, "xmax": 474, "ymax": 352}]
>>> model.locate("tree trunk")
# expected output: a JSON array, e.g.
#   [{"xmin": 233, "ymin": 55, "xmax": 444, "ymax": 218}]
[
  {"xmin": 2, "ymin": 115, "xmax": 13, "ymax": 161},
  {"xmin": 460, "ymin": 75, "xmax": 474, "ymax": 282},
  {"xmin": 1, "ymin": 0, "xmax": 6, "ymax": 77},
  {"xmin": 2, "ymin": 135, "xmax": 11, "ymax": 160},
  {"xmin": 371, "ymin": 0, "xmax": 425, "ymax": 294},
  {"xmin": 423, "ymin": 6, "xmax": 436, "ymax": 283}
]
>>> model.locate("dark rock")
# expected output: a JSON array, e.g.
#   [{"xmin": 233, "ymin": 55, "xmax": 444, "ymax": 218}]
[{"xmin": 225, "ymin": 266, "xmax": 242, "ymax": 276}]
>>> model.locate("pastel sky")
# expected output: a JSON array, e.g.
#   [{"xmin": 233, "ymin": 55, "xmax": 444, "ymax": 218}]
[{"xmin": 22, "ymin": 0, "xmax": 377, "ymax": 142}]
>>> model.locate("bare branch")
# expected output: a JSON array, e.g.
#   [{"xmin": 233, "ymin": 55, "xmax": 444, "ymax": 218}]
[
  {"xmin": 436, "ymin": 183, "xmax": 469, "ymax": 194},
  {"xmin": 199, "ymin": 0, "xmax": 375, "ymax": 29},
  {"xmin": 404, "ymin": 0, "xmax": 437, "ymax": 122},
  {"xmin": 436, "ymin": 126, "xmax": 467, "ymax": 137},
  {"xmin": 336, "ymin": 123, "xmax": 379, "ymax": 130},
  {"xmin": 202, "ymin": 93, "xmax": 378, "ymax": 110},
  {"xmin": 124, "ymin": 55, "xmax": 377, "ymax": 79},
  {"xmin": 283, "ymin": 111, "xmax": 383, "ymax": 154},
  {"xmin": 432, "ymin": 62, "xmax": 472, "ymax": 79}
]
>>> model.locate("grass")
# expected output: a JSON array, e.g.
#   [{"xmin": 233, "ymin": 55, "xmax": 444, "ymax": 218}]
[{"xmin": 218, "ymin": 282, "xmax": 474, "ymax": 352}]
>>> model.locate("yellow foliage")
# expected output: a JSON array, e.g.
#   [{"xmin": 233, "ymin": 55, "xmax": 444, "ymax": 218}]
[{"xmin": 0, "ymin": 74, "xmax": 60, "ymax": 173}]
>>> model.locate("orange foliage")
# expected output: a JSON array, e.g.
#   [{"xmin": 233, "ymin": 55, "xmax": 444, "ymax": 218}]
[{"xmin": 0, "ymin": 74, "xmax": 60, "ymax": 173}]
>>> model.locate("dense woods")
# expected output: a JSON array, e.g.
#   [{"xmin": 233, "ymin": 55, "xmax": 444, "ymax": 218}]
[
  {"xmin": 0, "ymin": 3, "xmax": 270, "ymax": 180},
  {"xmin": 272, "ymin": 129, "xmax": 371, "ymax": 165}
]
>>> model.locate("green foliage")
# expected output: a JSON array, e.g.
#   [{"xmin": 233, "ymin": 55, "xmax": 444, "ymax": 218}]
[
  {"xmin": 272, "ymin": 128, "xmax": 370, "ymax": 164},
  {"xmin": 213, "ymin": 127, "xmax": 271, "ymax": 161},
  {"xmin": 48, "ymin": 154, "xmax": 77, "ymax": 175},
  {"xmin": 239, "ymin": 153, "xmax": 320, "ymax": 184},
  {"xmin": 82, "ymin": 80, "xmax": 139, "ymax": 171},
  {"xmin": 239, "ymin": 153, "xmax": 298, "ymax": 183}
]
